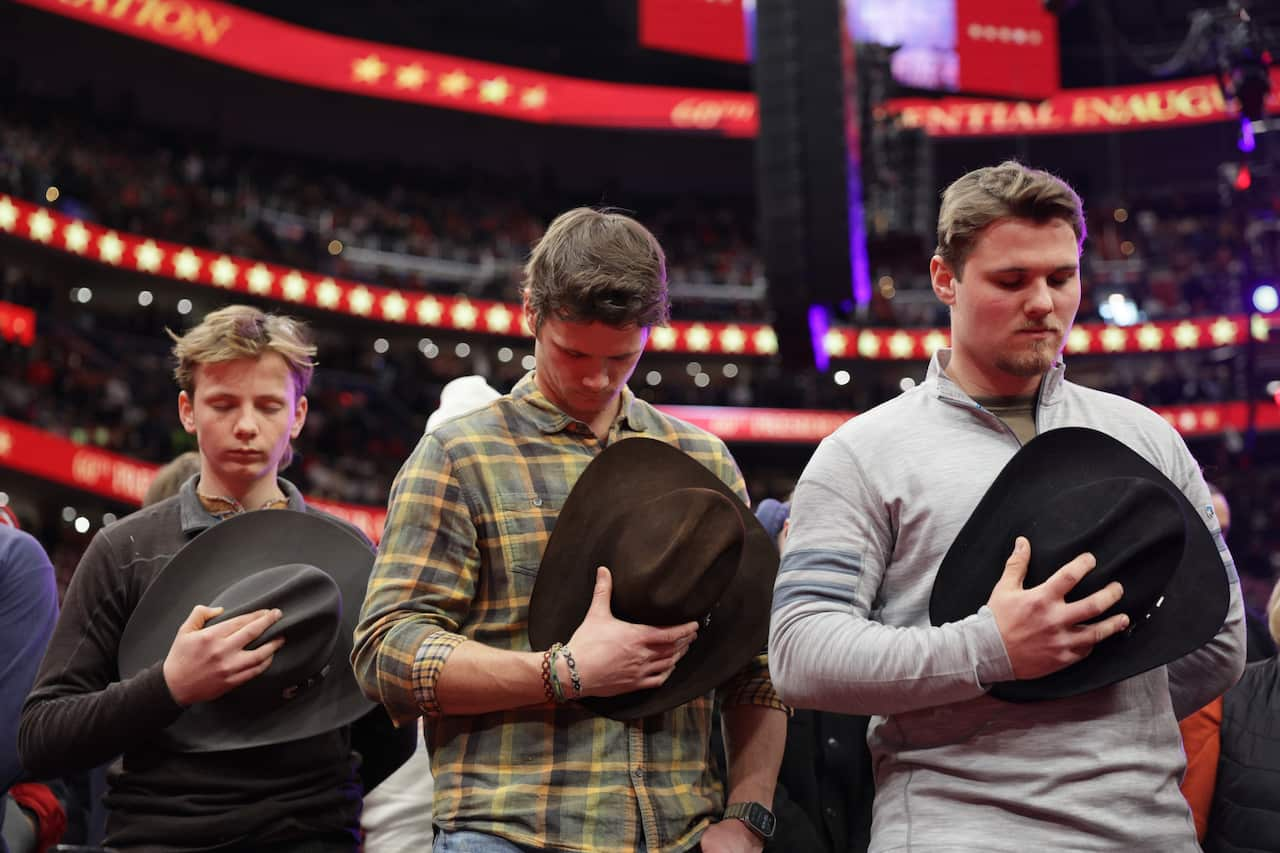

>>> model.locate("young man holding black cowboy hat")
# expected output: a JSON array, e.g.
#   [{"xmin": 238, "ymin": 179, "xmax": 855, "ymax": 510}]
[
  {"xmin": 771, "ymin": 162, "xmax": 1246, "ymax": 851},
  {"xmin": 353, "ymin": 208, "xmax": 787, "ymax": 853},
  {"xmin": 19, "ymin": 305, "xmax": 412, "ymax": 851}
]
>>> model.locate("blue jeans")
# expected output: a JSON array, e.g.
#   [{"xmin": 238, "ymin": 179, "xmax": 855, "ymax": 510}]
[{"xmin": 433, "ymin": 830, "xmax": 648, "ymax": 852}]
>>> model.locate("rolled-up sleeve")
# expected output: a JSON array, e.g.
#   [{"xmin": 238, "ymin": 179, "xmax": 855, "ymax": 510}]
[{"xmin": 352, "ymin": 434, "xmax": 481, "ymax": 725}]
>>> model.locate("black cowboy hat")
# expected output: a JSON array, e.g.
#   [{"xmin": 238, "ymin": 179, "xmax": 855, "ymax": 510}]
[
  {"xmin": 118, "ymin": 509, "xmax": 376, "ymax": 751},
  {"xmin": 930, "ymin": 427, "xmax": 1230, "ymax": 701},
  {"xmin": 528, "ymin": 437, "xmax": 779, "ymax": 720}
]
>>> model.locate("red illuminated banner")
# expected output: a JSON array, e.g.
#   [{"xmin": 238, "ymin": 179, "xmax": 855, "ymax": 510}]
[
  {"xmin": 3, "ymin": 193, "xmax": 1276, "ymax": 359},
  {"xmin": 0, "ymin": 417, "xmax": 387, "ymax": 541},
  {"xmin": 886, "ymin": 67, "xmax": 1280, "ymax": 137},
  {"xmin": 0, "ymin": 301, "xmax": 36, "ymax": 346},
  {"xmin": 18, "ymin": 0, "xmax": 758, "ymax": 137},
  {"xmin": 640, "ymin": 0, "xmax": 747, "ymax": 63}
]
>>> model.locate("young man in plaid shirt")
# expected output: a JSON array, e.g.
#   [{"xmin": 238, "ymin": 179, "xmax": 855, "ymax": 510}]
[{"xmin": 353, "ymin": 208, "xmax": 787, "ymax": 853}]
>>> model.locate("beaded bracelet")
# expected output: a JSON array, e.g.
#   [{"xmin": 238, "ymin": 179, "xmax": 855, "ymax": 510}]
[{"xmin": 561, "ymin": 646, "xmax": 583, "ymax": 698}]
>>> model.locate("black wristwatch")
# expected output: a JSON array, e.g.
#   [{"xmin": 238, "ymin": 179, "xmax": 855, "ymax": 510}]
[{"xmin": 723, "ymin": 801, "xmax": 776, "ymax": 839}]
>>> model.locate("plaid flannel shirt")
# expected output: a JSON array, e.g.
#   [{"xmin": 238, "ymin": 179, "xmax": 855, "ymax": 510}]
[{"xmin": 352, "ymin": 372, "xmax": 784, "ymax": 853}]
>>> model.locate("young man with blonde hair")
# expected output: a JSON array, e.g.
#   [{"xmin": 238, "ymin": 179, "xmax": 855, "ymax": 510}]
[
  {"xmin": 20, "ymin": 304, "xmax": 411, "ymax": 851},
  {"xmin": 771, "ymin": 162, "xmax": 1245, "ymax": 850},
  {"xmin": 354, "ymin": 208, "xmax": 787, "ymax": 853}
]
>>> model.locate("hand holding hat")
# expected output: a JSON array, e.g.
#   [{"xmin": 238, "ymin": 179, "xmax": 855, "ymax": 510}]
[
  {"xmin": 529, "ymin": 437, "xmax": 779, "ymax": 720},
  {"xmin": 163, "ymin": 603, "xmax": 285, "ymax": 707},
  {"xmin": 559, "ymin": 566, "xmax": 700, "ymax": 701},
  {"xmin": 930, "ymin": 427, "xmax": 1230, "ymax": 701}
]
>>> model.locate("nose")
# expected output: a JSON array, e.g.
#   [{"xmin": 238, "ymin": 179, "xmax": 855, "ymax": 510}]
[
  {"xmin": 582, "ymin": 364, "xmax": 610, "ymax": 392},
  {"xmin": 1025, "ymin": 279, "xmax": 1053, "ymax": 318},
  {"xmin": 233, "ymin": 405, "xmax": 259, "ymax": 438}
]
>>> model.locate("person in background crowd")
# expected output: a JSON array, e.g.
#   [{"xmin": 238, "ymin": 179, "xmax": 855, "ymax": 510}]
[{"xmin": 0, "ymin": 516, "xmax": 59, "ymax": 853}]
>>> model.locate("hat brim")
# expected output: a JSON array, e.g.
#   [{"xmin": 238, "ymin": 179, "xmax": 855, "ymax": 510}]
[
  {"xmin": 119, "ymin": 510, "xmax": 376, "ymax": 751},
  {"xmin": 529, "ymin": 437, "xmax": 778, "ymax": 720},
  {"xmin": 929, "ymin": 427, "xmax": 1229, "ymax": 701}
]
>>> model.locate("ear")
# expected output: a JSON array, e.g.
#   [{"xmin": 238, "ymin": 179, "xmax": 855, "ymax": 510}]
[
  {"xmin": 930, "ymin": 255, "xmax": 959, "ymax": 307},
  {"xmin": 522, "ymin": 295, "xmax": 539, "ymax": 338},
  {"xmin": 178, "ymin": 391, "xmax": 197, "ymax": 434},
  {"xmin": 290, "ymin": 395, "xmax": 308, "ymax": 439}
]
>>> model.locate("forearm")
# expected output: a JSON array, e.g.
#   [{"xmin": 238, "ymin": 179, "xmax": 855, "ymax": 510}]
[
  {"xmin": 1167, "ymin": 578, "xmax": 1245, "ymax": 720},
  {"xmin": 770, "ymin": 596, "xmax": 1012, "ymax": 716},
  {"xmin": 720, "ymin": 704, "xmax": 787, "ymax": 806},
  {"xmin": 435, "ymin": 640, "xmax": 555, "ymax": 715},
  {"xmin": 19, "ymin": 662, "xmax": 184, "ymax": 779}
]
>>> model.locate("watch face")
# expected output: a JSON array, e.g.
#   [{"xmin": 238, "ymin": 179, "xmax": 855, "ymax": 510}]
[{"xmin": 752, "ymin": 804, "xmax": 776, "ymax": 836}]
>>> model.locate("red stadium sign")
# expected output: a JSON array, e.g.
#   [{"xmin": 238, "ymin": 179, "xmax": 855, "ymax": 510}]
[
  {"xmin": 17, "ymin": 0, "xmax": 758, "ymax": 137},
  {"xmin": 640, "ymin": 0, "xmax": 748, "ymax": 63},
  {"xmin": 886, "ymin": 67, "xmax": 1280, "ymax": 137}
]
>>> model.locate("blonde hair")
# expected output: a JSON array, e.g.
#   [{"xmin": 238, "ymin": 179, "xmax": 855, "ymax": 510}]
[
  {"xmin": 936, "ymin": 160, "xmax": 1087, "ymax": 278},
  {"xmin": 170, "ymin": 305, "xmax": 316, "ymax": 400},
  {"xmin": 523, "ymin": 207, "xmax": 669, "ymax": 332}
]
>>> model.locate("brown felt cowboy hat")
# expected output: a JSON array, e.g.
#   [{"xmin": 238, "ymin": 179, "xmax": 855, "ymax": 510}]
[
  {"xmin": 528, "ymin": 437, "xmax": 779, "ymax": 720},
  {"xmin": 930, "ymin": 427, "xmax": 1230, "ymax": 701},
  {"xmin": 118, "ymin": 509, "xmax": 376, "ymax": 751}
]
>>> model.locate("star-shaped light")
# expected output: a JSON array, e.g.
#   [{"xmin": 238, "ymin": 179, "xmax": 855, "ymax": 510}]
[
  {"xmin": 923, "ymin": 330, "xmax": 949, "ymax": 355},
  {"xmin": 352, "ymin": 54, "xmax": 388, "ymax": 84},
  {"xmin": 686, "ymin": 324, "xmax": 712, "ymax": 352},
  {"xmin": 753, "ymin": 327, "xmax": 778, "ymax": 355},
  {"xmin": 1202, "ymin": 408, "xmax": 1221, "ymax": 430},
  {"xmin": 452, "ymin": 299, "xmax": 478, "ymax": 329},
  {"xmin": 478, "ymin": 76, "xmax": 512, "ymax": 104},
  {"xmin": 0, "ymin": 196, "xmax": 17, "ymax": 231},
  {"xmin": 720, "ymin": 325, "xmax": 746, "ymax": 353},
  {"xmin": 823, "ymin": 330, "xmax": 848, "ymax": 357},
  {"xmin": 134, "ymin": 240, "xmax": 163, "ymax": 273},
  {"xmin": 0, "ymin": 428, "xmax": 11, "ymax": 457},
  {"xmin": 211, "ymin": 255, "xmax": 238, "ymax": 287},
  {"xmin": 1172, "ymin": 321, "xmax": 1201, "ymax": 349},
  {"xmin": 349, "ymin": 286, "xmax": 374, "ymax": 316},
  {"xmin": 439, "ymin": 70, "xmax": 473, "ymax": 97},
  {"xmin": 888, "ymin": 331, "xmax": 915, "ymax": 359},
  {"xmin": 246, "ymin": 263, "xmax": 274, "ymax": 295},
  {"xmin": 1136, "ymin": 324, "xmax": 1163, "ymax": 351},
  {"xmin": 1178, "ymin": 410, "xmax": 1198, "ymax": 433},
  {"xmin": 1210, "ymin": 317, "xmax": 1239, "ymax": 346},
  {"xmin": 282, "ymin": 271, "xmax": 309, "ymax": 302},
  {"xmin": 377, "ymin": 291, "xmax": 405, "ymax": 321},
  {"xmin": 63, "ymin": 221, "xmax": 90, "ymax": 254},
  {"xmin": 27, "ymin": 209, "xmax": 55, "ymax": 243},
  {"xmin": 1100, "ymin": 326, "xmax": 1127, "ymax": 352},
  {"xmin": 857, "ymin": 331, "xmax": 881, "ymax": 358},
  {"xmin": 171, "ymin": 247, "xmax": 201, "ymax": 280},
  {"xmin": 485, "ymin": 304, "xmax": 513, "ymax": 333},
  {"xmin": 98, "ymin": 231, "xmax": 125, "ymax": 265},
  {"xmin": 1066, "ymin": 327, "xmax": 1091, "ymax": 353},
  {"xmin": 316, "ymin": 278, "xmax": 342, "ymax": 309},
  {"xmin": 520, "ymin": 86, "xmax": 548, "ymax": 110},
  {"xmin": 416, "ymin": 296, "xmax": 443, "ymax": 325},
  {"xmin": 394, "ymin": 63, "xmax": 428, "ymax": 90},
  {"xmin": 651, "ymin": 326, "xmax": 678, "ymax": 350}
]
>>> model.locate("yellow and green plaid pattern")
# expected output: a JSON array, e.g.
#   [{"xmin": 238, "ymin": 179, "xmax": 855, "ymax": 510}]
[{"xmin": 352, "ymin": 373, "xmax": 784, "ymax": 853}]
